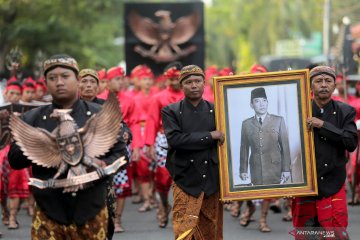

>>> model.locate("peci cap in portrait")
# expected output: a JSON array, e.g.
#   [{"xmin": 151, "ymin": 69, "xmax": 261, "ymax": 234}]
[{"xmin": 251, "ymin": 87, "xmax": 267, "ymax": 102}]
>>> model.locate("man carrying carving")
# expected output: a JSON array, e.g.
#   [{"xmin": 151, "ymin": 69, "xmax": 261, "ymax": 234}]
[
  {"xmin": 8, "ymin": 54, "xmax": 128, "ymax": 239},
  {"xmin": 162, "ymin": 65, "xmax": 225, "ymax": 239}
]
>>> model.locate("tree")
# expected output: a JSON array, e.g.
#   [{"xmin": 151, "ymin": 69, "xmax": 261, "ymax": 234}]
[
  {"xmin": 1, "ymin": 0, "xmax": 358, "ymax": 76},
  {"xmin": 0, "ymin": 0, "xmax": 125, "ymax": 75},
  {"xmin": 205, "ymin": 0, "xmax": 323, "ymax": 71}
]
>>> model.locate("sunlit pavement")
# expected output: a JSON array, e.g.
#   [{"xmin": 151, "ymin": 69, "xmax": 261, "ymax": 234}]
[{"xmin": 1, "ymin": 196, "xmax": 359, "ymax": 240}]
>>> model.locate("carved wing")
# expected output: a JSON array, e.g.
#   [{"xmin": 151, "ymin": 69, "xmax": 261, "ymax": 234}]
[
  {"xmin": 9, "ymin": 114, "xmax": 61, "ymax": 168},
  {"xmin": 128, "ymin": 10, "xmax": 160, "ymax": 45},
  {"xmin": 170, "ymin": 11, "xmax": 200, "ymax": 45},
  {"xmin": 0, "ymin": 109, "xmax": 11, "ymax": 150},
  {"xmin": 79, "ymin": 92, "xmax": 123, "ymax": 158}
]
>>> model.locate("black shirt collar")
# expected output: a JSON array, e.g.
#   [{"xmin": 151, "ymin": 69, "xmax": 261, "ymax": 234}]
[
  {"xmin": 184, "ymin": 98, "xmax": 205, "ymax": 111},
  {"xmin": 52, "ymin": 99, "xmax": 81, "ymax": 111},
  {"xmin": 312, "ymin": 99, "xmax": 333, "ymax": 117}
]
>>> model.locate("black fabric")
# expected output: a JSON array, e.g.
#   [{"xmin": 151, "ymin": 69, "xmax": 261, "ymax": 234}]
[
  {"xmin": 312, "ymin": 99, "xmax": 357, "ymax": 198},
  {"xmin": 124, "ymin": 2, "xmax": 204, "ymax": 75},
  {"xmin": 92, "ymin": 97, "xmax": 106, "ymax": 105},
  {"xmin": 162, "ymin": 98, "xmax": 219, "ymax": 197},
  {"xmin": 8, "ymin": 99, "xmax": 128, "ymax": 225}
]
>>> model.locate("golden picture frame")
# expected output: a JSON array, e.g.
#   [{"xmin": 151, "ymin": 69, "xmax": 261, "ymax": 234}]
[{"xmin": 213, "ymin": 69, "xmax": 318, "ymax": 201}]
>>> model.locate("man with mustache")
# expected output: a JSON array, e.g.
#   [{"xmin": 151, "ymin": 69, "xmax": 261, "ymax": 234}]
[
  {"xmin": 292, "ymin": 66, "xmax": 358, "ymax": 239},
  {"xmin": 78, "ymin": 69, "xmax": 105, "ymax": 104}
]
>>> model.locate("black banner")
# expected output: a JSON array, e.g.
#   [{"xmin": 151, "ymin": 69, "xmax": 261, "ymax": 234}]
[{"xmin": 124, "ymin": 2, "xmax": 204, "ymax": 75}]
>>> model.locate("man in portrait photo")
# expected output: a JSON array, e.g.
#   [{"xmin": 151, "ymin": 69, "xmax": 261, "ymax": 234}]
[{"xmin": 239, "ymin": 87, "xmax": 291, "ymax": 186}]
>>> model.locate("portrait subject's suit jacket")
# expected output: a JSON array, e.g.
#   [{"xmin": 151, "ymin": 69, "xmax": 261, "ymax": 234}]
[{"xmin": 239, "ymin": 113, "xmax": 291, "ymax": 185}]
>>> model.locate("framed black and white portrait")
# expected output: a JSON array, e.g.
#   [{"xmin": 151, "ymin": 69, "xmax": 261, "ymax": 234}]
[{"xmin": 214, "ymin": 70, "xmax": 318, "ymax": 201}]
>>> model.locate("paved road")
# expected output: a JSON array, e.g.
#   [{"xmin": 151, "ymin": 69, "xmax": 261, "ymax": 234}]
[{"xmin": 1, "ymin": 197, "xmax": 359, "ymax": 240}]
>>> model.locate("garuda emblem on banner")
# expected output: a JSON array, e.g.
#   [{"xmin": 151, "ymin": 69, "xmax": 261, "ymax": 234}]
[
  {"xmin": 128, "ymin": 10, "xmax": 200, "ymax": 63},
  {"xmin": 10, "ymin": 92, "xmax": 126, "ymax": 192}
]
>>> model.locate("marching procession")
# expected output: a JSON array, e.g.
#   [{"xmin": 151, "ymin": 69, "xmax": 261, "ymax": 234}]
[
  {"xmin": 0, "ymin": 57, "xmax": 359, "ymax": 239},
  {"xmin": 1, "ymin": 0, "xmax": 360, "ymax": 239}
]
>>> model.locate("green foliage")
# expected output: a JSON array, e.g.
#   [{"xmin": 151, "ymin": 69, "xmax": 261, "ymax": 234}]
[
  {"xmin": 205, "ymin": 0, "xmax": 324, "ymax": 72},
  {"xmin": 0, "ymin": 0, "xmax": 125, "ymax": 72},
  {"xmin": 0, "ymin": 0, "xmax": 358, "ymax": 75}
]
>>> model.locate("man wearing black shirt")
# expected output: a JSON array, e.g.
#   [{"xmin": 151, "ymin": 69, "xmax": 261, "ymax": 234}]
[
  {"xmin": 78, "ymin": 68, "xmax": 105, "ymax": 105},
  {"xmin": 292, "ymin": 66, "xmax": 357, "ymax": 239},
  {"xmin": 8, "ymin": 55, "xmax": 127, "ymax": 239},
  {"xmin": 162, "ymin": 65, "xmax": 224, "ymax": 240}
]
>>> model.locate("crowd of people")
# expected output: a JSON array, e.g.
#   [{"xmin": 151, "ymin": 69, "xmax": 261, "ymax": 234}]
[{"xmin": 0, "ymin": 54, "xmax": 359, "ymax": 239}]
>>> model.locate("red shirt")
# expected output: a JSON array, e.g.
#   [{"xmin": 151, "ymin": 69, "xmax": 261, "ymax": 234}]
[
  {"xmin": 117, "ymin": 91, "xmax": 142, "ymax": 148},
  {"xmin": 203, "ymin": 85, "xmax": 214, "ymax": 103},
  {"xmin": 332, "ymin": 95, "xmax": 360, "ymax": 121},
  {"xmin": 348, "ymin": 97, "xmax": 360, "ymax": 121},
  {"xmin": 150, "ymin": 86, "xmax": 161, "ymax": 95},
  {"xmin": 134, "ymin": 90, "xmax": 156, "ymax": 147},
  {"xmin": 96, "ymin": 89, "xmax": 142, "ymax": 148},
  {"xmin": 126, "ymin": 88, "xmax": 140, "ymax": 98},
  {"xmin": 145, "ymin": 87, "xmax": 184, "ymax": 145},
  {"xmin": 97, "ymin": 89, "xmax": 109, "ymax": 100}
]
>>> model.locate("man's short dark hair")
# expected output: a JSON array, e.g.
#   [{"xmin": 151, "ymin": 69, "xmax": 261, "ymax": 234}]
[
  {"xmin": 306, "ymin": 63, "xmax": 318, "ymax": 71},
  {"xmin": 164, "ymin": 61, "xmax": 183, "ymax": 72},
  {"xmin": 7, "ymin": 81, "xmax": 22, "ymax": 88},
  {"xmin": 23, "ymin": 82, "xmax": 35, "ymax": 89}
]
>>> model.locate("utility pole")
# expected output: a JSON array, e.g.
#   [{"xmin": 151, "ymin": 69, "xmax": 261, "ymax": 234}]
[{"xmin": 323, "ymin": 0, "xmax": 331, "ymax": 64}]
